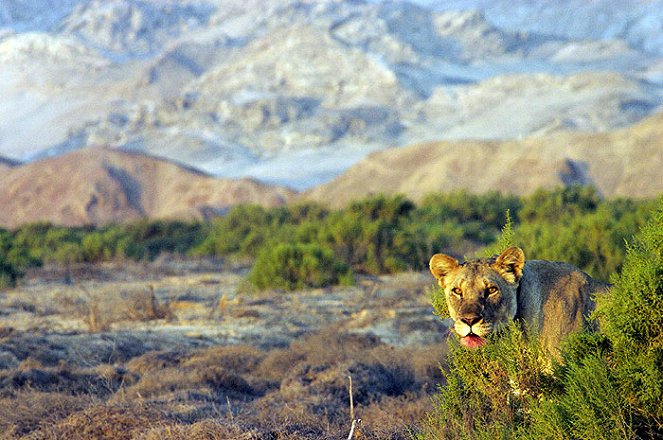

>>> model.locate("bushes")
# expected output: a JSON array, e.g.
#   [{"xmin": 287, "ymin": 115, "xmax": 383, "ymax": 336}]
[
  {"xmin": 419, "ymin": 197, "xmax": 663, "ymax": 439},
  {"xmin": 418, "ymin": 323, "xmax": 553, "ymax": 440},
  {"xmin": 249, "ymin": 242, "xmax": 352, "ymax": 290},
  {"xmin": 0, "ymin": 187, "xmax": 655, "ymax": 291},
  {"xmin": 595, "ymin": 197, "xmax": 663, "ymax": 428},
  {"xmin": 516, "ymin": 187, "xmax": 655, "ymax": 279}
]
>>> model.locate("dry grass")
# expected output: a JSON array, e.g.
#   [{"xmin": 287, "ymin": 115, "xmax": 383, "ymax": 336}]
[
  {"xmin": 0, "ymin": 326, "xmax": 447, "ymax": 439},
  {"xmin": 75, "ymin": 285, "xmax": 173, "ymax": 332},
  {"xmin": 0, "ymin": 261, "xmax": 449, "ymax": 438},
  {"xmin": 0, "ymin": 391, "xmax": 91, "ymax": 438},
  {"xmin": 26, "ymin": 403, "xmax": 175, "ymax": 440},
  {"xmin": 141, "ymin": 420, "xmax": 259, "ymax": 440}
]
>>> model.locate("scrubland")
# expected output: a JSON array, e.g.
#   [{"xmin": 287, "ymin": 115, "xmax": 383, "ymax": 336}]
[
  {"xmin": 1, "ymin": 188, "xmax": 661, "ymax": 439},
  {"xmin": 0, "ymin": 261, "xmax": 446, "ymax": 439}
]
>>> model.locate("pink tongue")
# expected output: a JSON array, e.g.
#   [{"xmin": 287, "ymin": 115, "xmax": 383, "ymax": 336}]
[{"xmin": 460, "ymin": 335, "xmax": 486, "ymax": 348}]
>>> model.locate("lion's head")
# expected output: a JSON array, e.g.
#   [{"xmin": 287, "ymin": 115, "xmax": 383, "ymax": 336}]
[{"xmin": 429, "ymin": 247, "xmax": 525, "ymax": 348}]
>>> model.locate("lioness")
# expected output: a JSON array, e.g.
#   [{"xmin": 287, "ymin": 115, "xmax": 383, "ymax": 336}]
[{"xmin": 429, "ymin": 247, "xmax": 607, "ymax": 355}]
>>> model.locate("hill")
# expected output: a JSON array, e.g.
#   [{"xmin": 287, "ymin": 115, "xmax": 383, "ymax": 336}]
[
  {"xmin": 0, "ymin": 148, "xmax": 294, "ymax": 228},
  {"xmin": 304, "ymin": 111, "xmax": 663, "ymax": 207},
  {"xmin": 1, "ymin": 0, "xmax": 662, "ymax": 190}
]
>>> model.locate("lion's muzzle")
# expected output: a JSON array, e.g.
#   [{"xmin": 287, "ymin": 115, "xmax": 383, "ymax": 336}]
[{"xmin": 454, "ymin": 309, "xmax": 492, "ymax": 349}]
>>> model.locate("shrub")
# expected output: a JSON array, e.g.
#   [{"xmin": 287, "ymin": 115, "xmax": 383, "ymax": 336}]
[
  {"xmin": 249, "ymin": 242, "xmax": 353, "ymax": 290},
  {"xmin": 419, "ymin": 197, "xmax": 663, "ymax": 439},
  {"xmin": 417, "ymin": 322, "xmax": 553, "ymax": 440},
  {"xmin": 595, "ymin": 197, "xmax": 663, "ymax": 430}
]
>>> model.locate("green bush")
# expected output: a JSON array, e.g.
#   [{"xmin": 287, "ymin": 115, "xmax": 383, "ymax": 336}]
[
  {"xmin": 419, "ymin": 197, "xmax": 663, "ymax": 439},
  {"xmin": 248, "ymin": 242, "xmax": 353, "ymax": 291},
  {"xmin": 416, "ymin": 322, "xmax": 554, "ymax": 440},
  {"xmin": 516, "ymin": 189, "xmax": 655, "ymax": 279},
  {"xmin": 595, "ymin": 197, "xmax": 663, "ymax": 430}
]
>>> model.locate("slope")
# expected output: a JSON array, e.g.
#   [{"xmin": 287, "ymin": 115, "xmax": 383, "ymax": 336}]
[
  {"xmin": 0, "ymin": 148, "xmax": 294, "ymax": 228},
  {"xmin": 304, "ymin": 111, "xmax": 663, "ymax": 207}
]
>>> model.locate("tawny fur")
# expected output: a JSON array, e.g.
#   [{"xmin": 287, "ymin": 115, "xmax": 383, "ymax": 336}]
[{"xmin": 429, "ymin": 247, "xmax": 608, "ymax": 356}]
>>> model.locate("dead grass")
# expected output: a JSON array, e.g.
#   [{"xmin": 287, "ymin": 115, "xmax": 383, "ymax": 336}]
[
  {"xmin": 116, "ymin": 350, "xmax": 261, "ymax": 404},
  {"xmin": 0, "ymin": 391, "xmax": 91, "ymax": 438},
  {"xmin": 54, "ymin": 285, "xmax": 174, "ymax": 332},
  {"xmin": 182, "ymin": 345, "xmax": 265, "ymax": 375},
  {"xmin": 25, "ymin": 403, "xmax": 175, "ymax": 440},
  {"xmin": 141, "ymin": 420, "xmax": 259, "ymax": 440},
  {"xmin": 357, "ymin": 393, "xmax": 433, "ymax": 439},
  {"xmin": 0, "ymin": 326, "xmax": 447, "ymax": 439}
]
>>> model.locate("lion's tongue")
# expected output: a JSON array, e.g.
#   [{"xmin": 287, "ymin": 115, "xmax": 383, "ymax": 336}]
[{"xmin": 460, "ymin": 334, "xmax": 486, "ymax": 348}]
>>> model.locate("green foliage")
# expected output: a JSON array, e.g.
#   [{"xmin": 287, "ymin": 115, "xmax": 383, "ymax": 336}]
[
  {"xmin": 0, "ymin": 187, "xmax": 653, "ymax": 292},
  {"xmin": 420, "ymin": 197, "xmax": 663, "ymax": 440},
  {"xmin": 417, "ymin": 322, "xmax": 554, "ymax": 440},
  {"xmin": 527, "ymin": 353, "xmax": 634, "ymax": 440},
  {"xmin": 248, "ymin": 242, "xmax": 352, "ymax": 291},
  {"xmin": 191, "ymin": 205, "xmax": 287, "ymax": 259},
  {"xmin": 0, "ymin": 229, "xmax": 23, "ymax": 289},
  {"xmin": 520, "ymin": 186, "xmax": 601, "ymax": 223},
  {"xmin": 516, "ymin": 188, "xmax": 655, "ymax": 279},
  {"xmin": 319, "ymin": 195, "xmax": 417, "ymax": 274},
  {"xmin": 481, "ymin": 209, "xmax": 516, "ymax": 257},
  {"xmin": 595, "ymin": 197, "xmax": 663, "ymax": 425}
]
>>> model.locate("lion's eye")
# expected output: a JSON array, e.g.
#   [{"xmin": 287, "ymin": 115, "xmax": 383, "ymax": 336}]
[
  {"xmin": 451, "ymin": 287, "xmax": 462, "ymax": 297},
  {"xmin": 486, "ymin": 286, "xmax": 498, "ymax": 296}
]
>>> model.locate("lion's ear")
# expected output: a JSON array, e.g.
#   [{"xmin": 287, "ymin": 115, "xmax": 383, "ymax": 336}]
[
  {"xmin": 493, "ymin": 246, "xmax": 525, "ymax": 284},
  {"xmin": 429, "ymin": 254, "xmax": 459, "ymax": 287}
]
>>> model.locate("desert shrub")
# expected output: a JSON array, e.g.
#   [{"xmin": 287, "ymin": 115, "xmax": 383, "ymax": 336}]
[
  {"xmin": 0, "ymin": 391, "xmax": 91, "ymax": 438},
  {"xmin": 594, "ymin": 197, "xmax": 663, "ymax": 432},
  {"xmin": 249, "ymin": 241, "xmax": 352, "ymax": 290},
  {"xmin": 417, "ymin": 322, "xmax": 554, "ymax": 440},
  {"xmin": 420, "ymin": 197, "xmax": 663, "ymax": 439},
  {"xmin": 516, "ymin": 188, "xmax": 655, "ymax": 279},
  {"xmin": 0, "ymin": 229, "xmax": 26, "ymax": 289},
  {"xmin": 422, "ymin": 191, "xmax": 521, "ymax": 227},
  {"xmin": 519, "ymin": 186, "xmax": 601, "ymax": 222},
  {"xmin": 191, "ymin": 204, "xmax": 286, "ymax": 259},
  {"xmin": 0, "ymin": 261, "xmax": 20, "ymax": 290},
  {"xmin": 525, "ymin": 347, "xmax": 634, "ymax": 440},
  {"xmin": 312, "ymin": 195, "xmax": 417, "ymax": 274},
  {"xmin": 117, "ymin": 220, "xmax": 205, "ymax": 260}
]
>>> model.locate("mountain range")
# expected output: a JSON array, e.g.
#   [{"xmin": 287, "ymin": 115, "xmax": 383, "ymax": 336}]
[
  {"xmin": 1, "ymin": 0, "xmax": 662, "ymax": 190},
  {"xmin": 0, "ymin": 0, "xmax": 662, "ymax": 227}
]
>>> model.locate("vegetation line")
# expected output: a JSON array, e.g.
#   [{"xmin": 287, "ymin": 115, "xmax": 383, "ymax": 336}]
[{"xmin": 0, "ymin": 186, "xmax": 658, "ymax": 291}]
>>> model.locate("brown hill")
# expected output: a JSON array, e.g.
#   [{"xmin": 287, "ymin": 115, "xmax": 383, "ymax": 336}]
[
  {"xmin": 0, "ymin": 148, "xmax": 294, "ymax": 228},
  {"xmin": 305, "ymin": 111, "xmax": 663, "ymax": 207}
]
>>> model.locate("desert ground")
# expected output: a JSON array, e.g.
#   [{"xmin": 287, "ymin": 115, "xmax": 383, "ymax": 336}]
[{"xmin": 0, "ymin": 258, "xmax": 449, "ymax": 439}]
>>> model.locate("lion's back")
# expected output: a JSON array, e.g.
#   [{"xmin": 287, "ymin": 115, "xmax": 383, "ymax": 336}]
[{"xmin": 518, "ymin": 260, "xmax": 602, "ymax": 354}]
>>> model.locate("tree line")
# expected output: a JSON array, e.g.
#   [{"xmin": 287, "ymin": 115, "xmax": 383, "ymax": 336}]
[{"xmin": 0, "ymin": 186, "xmax": 657, "ymax": 290}]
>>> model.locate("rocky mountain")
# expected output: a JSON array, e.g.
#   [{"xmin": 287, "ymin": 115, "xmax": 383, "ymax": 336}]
[
  {"xmin": 429, "ymin": 0, "xmax": 663, "ymax": 56},
  {"xmin": 0, "ymin": 148, "xmax": 294, "ymax": 228},
  {"xmin": 304, "ymin": 110, "xmax": 663, "ymax": 207},
  {"xmin": 0, "ymin": 0, "xmax": 662, "ymax": 191}
]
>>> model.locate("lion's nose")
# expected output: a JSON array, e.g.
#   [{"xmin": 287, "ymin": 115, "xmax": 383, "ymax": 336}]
[{"xmin": 461, "ymin": 316, "xmax": 482, "ymax": 327}]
